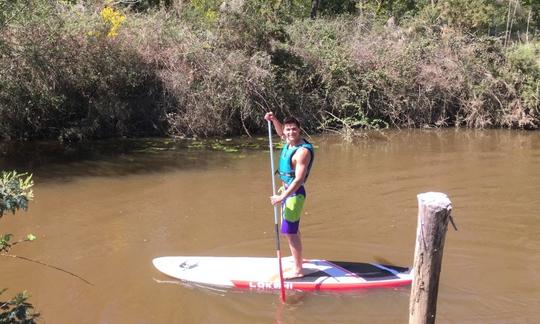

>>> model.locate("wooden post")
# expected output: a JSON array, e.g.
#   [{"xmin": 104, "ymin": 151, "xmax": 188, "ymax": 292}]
[{"xmin": 409, "ymin": 192, "xmax": 453, "ymax": 324}]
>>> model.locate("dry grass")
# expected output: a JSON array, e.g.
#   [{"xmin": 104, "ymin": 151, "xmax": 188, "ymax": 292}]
[{"xmin": 0, "ymin": 1, "xmax": 538, "ymax": 142}]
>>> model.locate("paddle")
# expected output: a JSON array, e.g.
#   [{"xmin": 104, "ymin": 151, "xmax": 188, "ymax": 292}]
[{"xmin": 267, "ymin": 120, "xmax": 286, "ymax": 303}]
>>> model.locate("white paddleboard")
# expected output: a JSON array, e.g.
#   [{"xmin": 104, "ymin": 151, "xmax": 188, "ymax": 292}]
[{"xmin": 153, "ymin": 256, "xmax": 412, "ymax": 291}]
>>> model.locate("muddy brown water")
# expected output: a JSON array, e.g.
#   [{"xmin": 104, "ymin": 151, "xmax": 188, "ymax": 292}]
[{"xmin": 1, "ymin": 130, "xmax": 539, "ymax": 323}]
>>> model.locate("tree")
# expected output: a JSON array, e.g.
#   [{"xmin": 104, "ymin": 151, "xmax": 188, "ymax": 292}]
[{"xmin": 0, "ymin": 171, "xmax": 39, "ymax": 323}]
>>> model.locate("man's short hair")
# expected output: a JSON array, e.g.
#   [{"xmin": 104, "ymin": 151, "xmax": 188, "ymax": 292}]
[{"xmin": 283, "ymin": 116, "xmax": 300, "ymax": 128}]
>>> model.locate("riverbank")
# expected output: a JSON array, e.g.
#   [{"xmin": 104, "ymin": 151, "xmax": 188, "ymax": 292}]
[{"xmin": 1, "ymin": 1, "xmax": 538, "ymax": 142}]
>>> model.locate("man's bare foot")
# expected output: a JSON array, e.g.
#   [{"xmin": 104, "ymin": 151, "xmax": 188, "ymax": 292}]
[{"xmin": 284, "ymin": 269, "xmax": 305, "ymax": 280}]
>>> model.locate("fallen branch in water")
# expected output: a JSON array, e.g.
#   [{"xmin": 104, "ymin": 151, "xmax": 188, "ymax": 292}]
[{"xmin": 1, "ymin": 253, "xmax": 93, "ymax": 286}]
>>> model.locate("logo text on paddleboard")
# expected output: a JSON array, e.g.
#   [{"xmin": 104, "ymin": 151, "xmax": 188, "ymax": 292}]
[
  {"xmin": 248, "ymin": 281, "xmax": 293, "ymax": 290},
  {"xmin": 179, "ymin": 261, "xmax": 198, "ymax": 270}
]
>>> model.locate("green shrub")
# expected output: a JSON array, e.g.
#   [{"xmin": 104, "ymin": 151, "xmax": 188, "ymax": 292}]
[
  {"xmin": 0, "ymin": 290, "xmax": 39, "ymax": 324},
  {"xmin": 0, "ymin": 171, "xmax": 38, "ymax": 322},
  {"xmin": 1, "ymin": 0, "xmax": 539, "ymax": 141},
  {"xmin": 507, "ymin": 42, "xmax": 540, "ymax": 77},
  {"xmin": 501, "ymin": 42, "xmax": 540, "ymax": 126},
  {"xmin": 0, "ymin": 1, "xmax": 167, "ymax": 141},
  {"xmin": 0, "ymin": 171, "xmax": 33, "ymax": 218}
]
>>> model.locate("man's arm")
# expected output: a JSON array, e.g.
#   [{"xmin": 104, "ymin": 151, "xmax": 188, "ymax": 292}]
[{"xmin": 264, "ymin": 112, "xmax": 284, "ymax": 138}]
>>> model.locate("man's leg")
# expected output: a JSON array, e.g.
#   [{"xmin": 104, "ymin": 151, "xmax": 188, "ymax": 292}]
[
  {"xmin": 285, "ymin": 232, "xmax": 303, "ymax": 276},
  {"xmin": 281, "ymin": 191, "xmax": 305, "ymax": 278}
]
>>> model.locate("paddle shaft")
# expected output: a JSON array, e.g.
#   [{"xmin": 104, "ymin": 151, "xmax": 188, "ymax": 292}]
[{"xmin": 267, "ymin": 120, "xmax": 286, "ymax": 303}]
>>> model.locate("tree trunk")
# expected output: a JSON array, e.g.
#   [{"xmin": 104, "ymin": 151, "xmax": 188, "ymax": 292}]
[{"xmin": 310, "ymin": 0, "xmax": 320, "ymax": 19}]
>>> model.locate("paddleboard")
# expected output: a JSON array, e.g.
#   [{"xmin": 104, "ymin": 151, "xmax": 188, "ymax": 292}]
[{"xmin": 152, "ymin": 256, "xmax": 412, "ymax": 291}]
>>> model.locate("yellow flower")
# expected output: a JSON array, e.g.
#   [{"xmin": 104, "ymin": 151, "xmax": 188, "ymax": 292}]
[{"xmin": 100, "ymin": 6, "xmax": 126, "ymax": 38}]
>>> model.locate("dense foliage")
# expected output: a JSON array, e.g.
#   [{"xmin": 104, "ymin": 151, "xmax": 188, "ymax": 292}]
[
  {"xmin": 0, "ymin": 171, "xmax": 38, "ymax": 323},
  {"xmin": 0, "ymin": 171, "xmax": 33, "ymax": 217},
  {"xmin": 0, "ymin": 0, "xmax": 538, "ymax": 141},
  {"xmin": 0, "ymin": 289, "xmax": 38, "ymax": 324}
]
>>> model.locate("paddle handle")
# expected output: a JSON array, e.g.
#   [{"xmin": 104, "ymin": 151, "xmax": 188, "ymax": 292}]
[
  {"xmin": 267, "ymin": 120, "xmax": 286, "ymax": 303},
  {"xmin": 267, "ymin": 121, "xmax": 280, "ymax": 228}
]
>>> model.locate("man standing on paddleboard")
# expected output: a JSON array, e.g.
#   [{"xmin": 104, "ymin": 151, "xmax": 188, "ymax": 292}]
[{"xmin": 265, "ymin": 112, "xmax": 314, "ymax": 279}]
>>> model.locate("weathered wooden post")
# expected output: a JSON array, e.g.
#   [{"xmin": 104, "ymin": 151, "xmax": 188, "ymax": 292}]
[{"xmin": 409, "ymin": 192, "xmax": 453, "ymax": 324}]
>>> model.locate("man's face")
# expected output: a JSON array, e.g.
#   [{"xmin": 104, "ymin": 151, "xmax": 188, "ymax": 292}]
[{"xmin": 283, "ymin": 123, "xmax": 300, "ymax": 143}]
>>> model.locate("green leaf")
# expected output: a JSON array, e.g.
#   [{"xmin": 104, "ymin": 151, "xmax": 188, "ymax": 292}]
[{"xmin": 26, "ymin": 234, "xmax": 37, "ymax": 241}]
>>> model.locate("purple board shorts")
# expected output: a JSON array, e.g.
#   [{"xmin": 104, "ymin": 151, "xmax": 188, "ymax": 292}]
[{"xmin": 281, "ymin": 186, "xmax": 306, "ymax": 234}]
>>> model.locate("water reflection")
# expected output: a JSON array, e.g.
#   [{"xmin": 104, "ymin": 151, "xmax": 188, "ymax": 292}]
[{"xmin": 0, "ymin": 137, "xmax": 271, "ymax": 182}]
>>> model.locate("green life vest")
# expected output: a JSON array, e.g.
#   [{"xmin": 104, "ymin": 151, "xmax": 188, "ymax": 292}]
[{"xmin": 277, "ymin": 140, "xmax": 314, "ymax": 185}]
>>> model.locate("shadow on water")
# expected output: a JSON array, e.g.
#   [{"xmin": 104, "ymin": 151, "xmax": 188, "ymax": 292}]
[
  {"xmin": 0, "ymin": 137, "xmax": 272, "ymax": 183},
  {"xmin": 3, "ymin": 129, "xmax": 535, "ymax": 183}
]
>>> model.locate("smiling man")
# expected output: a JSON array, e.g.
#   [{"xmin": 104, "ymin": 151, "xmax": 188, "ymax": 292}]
[{"xmin": 264, "ymin": 112, "xmax": 314, "ymax": 278}]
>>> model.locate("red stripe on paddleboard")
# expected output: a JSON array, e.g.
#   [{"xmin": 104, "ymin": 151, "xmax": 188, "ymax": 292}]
[{"xmin": 231, "ymin": 278, "xmax": 412, "ymax": 291}]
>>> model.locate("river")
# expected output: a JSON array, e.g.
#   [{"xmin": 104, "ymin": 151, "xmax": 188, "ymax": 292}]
[{"xmin": 1, "ymin": 129, "xmax": 539, "ymax": 323}]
